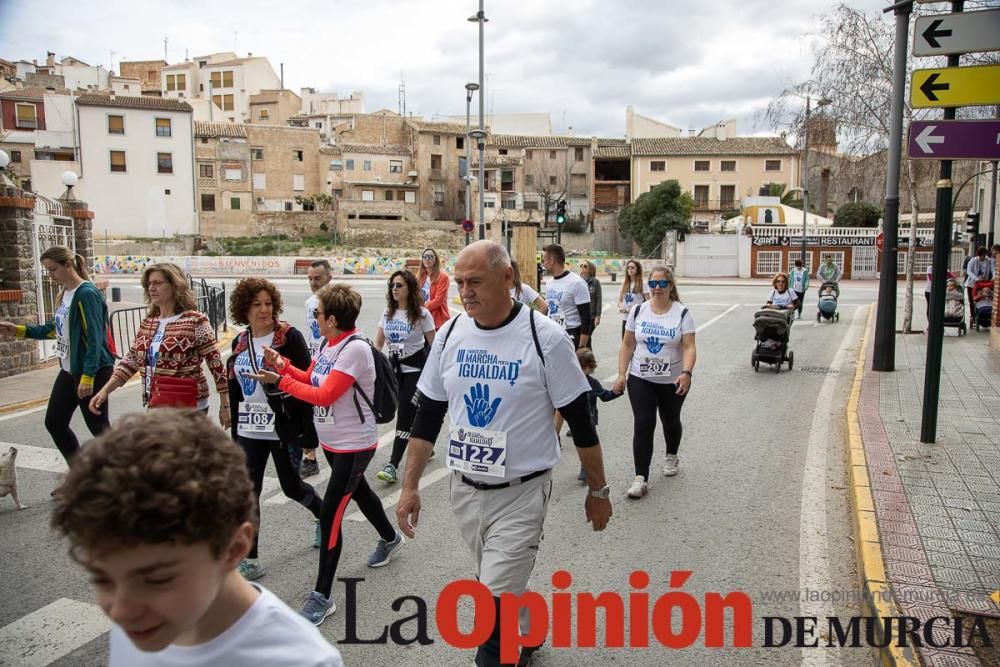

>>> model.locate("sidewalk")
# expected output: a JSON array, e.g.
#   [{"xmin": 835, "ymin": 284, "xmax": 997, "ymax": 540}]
[
  {"xmin": 0, "ymin": 327, "xmax": 235, "ymax": 415},
  {"xmin": 849, "ymin": 312, "xmax": 1000, "ymax": 665}
]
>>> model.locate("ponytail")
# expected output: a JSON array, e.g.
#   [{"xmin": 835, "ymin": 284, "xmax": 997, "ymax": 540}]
[{"xmin": 73, "ymin": 254, "xmax": 91, "ymax": 282}]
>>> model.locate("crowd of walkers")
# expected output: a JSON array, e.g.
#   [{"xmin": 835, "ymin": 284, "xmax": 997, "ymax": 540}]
[{"xmin": 16, "ymin": 242, "xmax": 708, "ymax": 667}]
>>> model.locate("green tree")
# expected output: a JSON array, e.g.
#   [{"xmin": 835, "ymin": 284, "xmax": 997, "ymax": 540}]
[
  {"xmin": 617, "ymin": 180, "xmax": 693, "ymax": 255},
  {"xmin": 764, "ymin": 182, "xmax": 803, "ymax": 209},
  {"xmin": 834, "ymin": 202, "xmax": 881, "ymax": 228}
]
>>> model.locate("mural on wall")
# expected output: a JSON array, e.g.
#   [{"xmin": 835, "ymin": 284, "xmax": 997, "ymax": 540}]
[{"xmin": 93, "ymin": 255, "xmax": 628, "ymax": 276}]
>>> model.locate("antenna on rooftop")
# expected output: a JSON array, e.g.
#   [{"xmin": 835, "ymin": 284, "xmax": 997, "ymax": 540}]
[
  {"xmin": 164, "ymin": 37, "xmax": 168, "ymax": 62},
  {"xmin": 234, "ymin": 31, "xmax": 239, "ymax": 54},
  {"xmin": 398, "ymin": 73, "xmax": 406, "ymax": 117}
]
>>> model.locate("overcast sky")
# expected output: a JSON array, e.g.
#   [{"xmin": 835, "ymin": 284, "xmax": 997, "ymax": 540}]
[{"xmin": 1, "ymin": 0, "xmax": 890, "ymax": 138}]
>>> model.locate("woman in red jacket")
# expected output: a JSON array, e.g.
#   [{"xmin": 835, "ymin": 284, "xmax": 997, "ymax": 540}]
[{"xmin": 417, "ymin": 247, "xmax": 451, "ymax": 329}]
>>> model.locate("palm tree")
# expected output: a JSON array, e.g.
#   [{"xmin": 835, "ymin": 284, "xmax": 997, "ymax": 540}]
[{"xmin": 765, "ymin": 182, "xmax": 803, "ymax": 209}]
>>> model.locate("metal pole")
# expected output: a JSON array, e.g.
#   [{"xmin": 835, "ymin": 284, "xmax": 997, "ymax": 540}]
[
  {"xmin": 872, "ymin": 0, "xmax": 912, "ymax": 372},
  {"xmin": 477, "ymin": 0, "xmax": 486, "ymax": 240},
  {"xmin": 989, "ymin": 159, "xmax": 998, "ymax": 248},
  {"xmin": 921, "ymin": 0, "xmax": 963, "ymax": 443},
  {"xmin": 465, "ymin": 91, "xmax": 472, "ymax": 246},
  {"xmin": 802, "ymin": 96, "xmax": 810, "ymax": 269}
]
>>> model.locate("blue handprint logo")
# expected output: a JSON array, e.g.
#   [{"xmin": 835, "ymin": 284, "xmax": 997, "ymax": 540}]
[
  {"xmin": 55, "ymin": 309, "xmax": 66, "ymax": 337},
  {"xmin": 388, "ymin": 332, "xmax": 403, "ymax": 343},
  {"xmin": 644, "ymin": 336, "xmax": 664, "ymax": 354},
  {"xmin": 463, "ymin": 383, "xmax": 502, "ymax": 428},
  {"xmin": 310, "ymin": 318, "xmax": 321, "ymax": 339},
  {"xmin": 548, "ymin": 300, "xmax": 559, "ymax": 314}
]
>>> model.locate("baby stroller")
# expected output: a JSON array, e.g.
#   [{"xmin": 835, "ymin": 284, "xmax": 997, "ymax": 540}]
[
  {"xmin": 972, "ymin": 280, "xmax": 994, "ymax": 331},
  {"xmin": 816, "ymin": 282, "xmax": 840, "ymax": 323},
  {"xmin": 751, "ymin": 309, "xmax": 793, "ymax": 373},
  {"xmin": 943, "ymin": 283, "xmax": 967, "ymax": 336}
]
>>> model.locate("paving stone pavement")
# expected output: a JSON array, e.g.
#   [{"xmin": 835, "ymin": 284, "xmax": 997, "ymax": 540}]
[{"xmin": 860, "ymin": 321, "xmax": 1000, "ymax": 665}]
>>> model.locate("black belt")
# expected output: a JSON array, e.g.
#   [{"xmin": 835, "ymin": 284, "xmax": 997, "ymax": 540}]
[{"xmin": 460, "ymin": 468, "xmax": 549, "ymax": 491}]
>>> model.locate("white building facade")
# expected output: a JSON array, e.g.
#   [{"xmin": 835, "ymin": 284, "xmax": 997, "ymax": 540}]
[
  {"xmin": 75, "ymin": 94, "xmax": 196, "ymax": 237},
  {"xmin": 161, "ymin": 52, "xmax": 280, "ymax": 124}
]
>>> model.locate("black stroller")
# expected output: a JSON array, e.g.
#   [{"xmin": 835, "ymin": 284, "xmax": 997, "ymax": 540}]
[{"xmin": 752, "ymin": 309, "xmax": 794, "ymax": 373}]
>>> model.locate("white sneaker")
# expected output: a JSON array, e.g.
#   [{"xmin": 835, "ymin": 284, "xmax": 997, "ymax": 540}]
[
  {"xmin": 626, "ymin": 476, "xmax": 648, "ymax": 498},
  {"xmin": 663, "ymin": 454, "xmax": 679, "ymax": 477}
]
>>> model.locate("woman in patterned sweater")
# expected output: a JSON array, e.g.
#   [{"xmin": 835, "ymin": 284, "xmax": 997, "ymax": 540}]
[{"xmin": 89, "ymin": 263, "xmax": 230, "ymax": 427}]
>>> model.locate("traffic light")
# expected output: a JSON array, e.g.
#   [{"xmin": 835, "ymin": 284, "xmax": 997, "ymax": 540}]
[
  {"xmin": 966, "ymin": 212, "xmax": 979, "ymax": 237},
  {"xmin": 556, "ymin": 199, "xmax": 567, "ymax": 225}
]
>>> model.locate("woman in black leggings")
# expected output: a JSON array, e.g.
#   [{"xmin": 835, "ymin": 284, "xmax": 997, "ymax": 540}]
[
  {"xmin": 227, "ymin": 278, "xmax": 321, "ymax": 582},
  {"xmin": 613, "ymin": 265, "xmax": 697, "ymax": 499},
  {"xmin": 373, "ymin": 270, "xmax": 435, "ymax": 484},
  {"xmin": 253, "ymin": 283, "xmax": 402, "ymax": 626},
  {"xmin": 0, "ymin": 247, "xmax": 115, "ymax": 471}
]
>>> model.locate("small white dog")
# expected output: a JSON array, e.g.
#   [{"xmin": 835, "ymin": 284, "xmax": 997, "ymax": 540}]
[{"xmin": 0, "ymin": 446, "xmax": 28, "ymax": 509}]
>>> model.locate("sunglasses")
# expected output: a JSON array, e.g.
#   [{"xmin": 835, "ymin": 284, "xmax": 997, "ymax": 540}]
[
  {"xmin": 390, "ymin": 282, "xmax": 406, "ymax": 289},
  {"xmin": 313, "ymin": 308, "xmax": 322, "ymax": 319},
  {"xmin": 648, "ymin": 279, "xmax": 670, "ymax": 289},
  {"xmin": 422, "ymin": 254, "xmax": 435, "ymax": 260}
]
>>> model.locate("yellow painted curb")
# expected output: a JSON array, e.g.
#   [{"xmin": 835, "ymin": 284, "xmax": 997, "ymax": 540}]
[
  {"xmin": 0, "ymin": 327, "xmax": 236, "ymax": 416},
  {"xmin": 845, "ymin": 304, "xmax": 918, "ymax": 667}
]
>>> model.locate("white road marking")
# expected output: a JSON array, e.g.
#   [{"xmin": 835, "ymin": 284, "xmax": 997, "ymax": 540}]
[
  {"xmin": 0, "ymin": 597, "xmax": 111, "ymax": 667},
  {"xmin": 602, "ymin": 303, "xmax": 740, "ymax": 384},
  {"xmin": 798, "ymin": 305, "xmax": 864, "ymax": 667},
  {"xmin": 347, "ymin": 466, "xmax": 451, "ymax": 522},
  {"xmin": 263, "ymin": 429, "xmax": 396, "ymax": 506},
  {"xmin": 0, "ymin": 405, "xmax": 47, "ymax": 422}
]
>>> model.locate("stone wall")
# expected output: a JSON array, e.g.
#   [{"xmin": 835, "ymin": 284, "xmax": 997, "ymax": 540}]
[
  {"xmin": 0, "ymin": 187, "xmax": 39, "ymax": 377},
  {"xmin": 251, "ymin": 211, "xmax": 335, "ymax": 237},
  {"xmin": 340, "ymin": 219, "xmax": 465, "ymax": 252}
]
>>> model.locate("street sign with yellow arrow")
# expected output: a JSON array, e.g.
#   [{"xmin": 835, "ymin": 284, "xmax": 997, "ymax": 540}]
[{"xmin": 910, "ymin": 64, "xmax": 1000, "ymax": 108}]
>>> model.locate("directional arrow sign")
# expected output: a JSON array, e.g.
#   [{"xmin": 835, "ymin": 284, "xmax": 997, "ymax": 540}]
[
  {"xmin": 913, "ymin": 10, "xmax": 1000, "ymax": 56},
  {"xmin": 911, "ymin": 65, "xmax": 1000, "ymax": 108},
  {"xmin": 907, "ymin": 120, "xmax": 1000, "ymax": 160}
]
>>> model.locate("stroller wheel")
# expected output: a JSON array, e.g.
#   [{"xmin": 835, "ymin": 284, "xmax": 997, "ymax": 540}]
[
  {"xmin": 754, "ymin": 358, "xmax": 760, "ymax": 372},
  {"xmin": 751, "ymin": 351, "xmax": 757, "ymax": 368},
  {"xmin": 835, "ymin": 312, "xmax": 840, "ymax": 322},
  {"xmin": 960, "ymin": 323, "xmax": 966, "ymax": 336},
  {"xmin": 787, "ymin": 351, "xmax": 794, "ymax": 370},
  {"xmin": 816, "ymin": 312, "xmax": 821, "ymax": 323}
]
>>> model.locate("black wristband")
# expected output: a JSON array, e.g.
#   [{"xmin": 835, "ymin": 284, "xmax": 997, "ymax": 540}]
[{"xmin": 680, "ymin": 370, "xmax": 692, "ymax": 377}]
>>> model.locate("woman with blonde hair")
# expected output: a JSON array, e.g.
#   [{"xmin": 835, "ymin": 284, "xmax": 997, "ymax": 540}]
[
  {"xmin": 510, "ymin": 260, "xmax": 548, "ymax": 313},
  {"xmin": 765, "ymin": 272, "xmax": 799, "ymax": 311},
  {"xmin": 0, "ymin": 246, "xmax": 115, "ymax": 466},
  {"xmin": 614, "ymin": 265, "xmax": 697, "ymax": 498},
  {"xmin": 89, "ymin": 262, "xmax": 229, "ymax": 427},
  {"xmin": 417, "ymin": 247, "xmax": 451, "ymax": 330},
  {"xmin": 617, "ymin": 259, "xmax": 650, "ymax": 338}
]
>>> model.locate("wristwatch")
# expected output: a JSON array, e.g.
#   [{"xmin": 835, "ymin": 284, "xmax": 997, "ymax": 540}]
[{"xmin": 589, "ymin": 485, "xmax": 611, "ymax": 499}]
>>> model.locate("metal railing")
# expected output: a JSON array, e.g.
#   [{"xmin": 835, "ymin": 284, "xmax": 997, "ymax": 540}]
[{"xmin": 108, "ymin": 277, "xmax": 227, "ymax": 356}]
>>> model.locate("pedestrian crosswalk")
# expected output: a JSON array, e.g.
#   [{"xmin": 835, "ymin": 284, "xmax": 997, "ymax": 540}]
[{"xmin": 0, "ymin": 598, "xmax": 109, "ymax": 667}]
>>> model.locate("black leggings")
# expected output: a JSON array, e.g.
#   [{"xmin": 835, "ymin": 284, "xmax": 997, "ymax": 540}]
[
  {"xmin": 627, "ymin": 375, "xmax": 687, "ymax": 479},
  {"xmin": 794, "ymin": 291, "xmax": 805, "ymax": 316},
  {"xmin": 389, "ymin": 371, "xmax": 420, "ymax": 468},
  {"xmin": 315, "ymin": 447, "xmax": 396, "ymax": 597},
  {"xmin": 238, "ymin": 435, "xmax": 321, "ymax": 559},
  {"xmin": 46, "ymin": 367, "xmax": 113, "ymax": 463}
]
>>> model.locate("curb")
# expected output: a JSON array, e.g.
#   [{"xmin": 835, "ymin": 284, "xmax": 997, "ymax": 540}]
[
  {"xmin": 845, "ymin": 304, "xmax": 918, "ymax": 667},
  {"xmin": 0, "ymin": 327, "xmax": 237, "ymax": 416}
]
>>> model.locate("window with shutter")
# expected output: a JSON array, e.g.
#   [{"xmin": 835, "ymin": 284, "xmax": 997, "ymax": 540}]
[
  {"xmin": 110, "ymin": 151, "xmax": 127, "ymax": 173},
  {"xmin": 107, "ymin": 115, "xmax": 125, "ymax": 135}
]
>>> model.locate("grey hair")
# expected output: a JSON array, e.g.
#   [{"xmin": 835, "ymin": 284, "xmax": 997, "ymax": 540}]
[{"xmin": 463, "ymin": 240, "xmax": 511, "ymax": 273}]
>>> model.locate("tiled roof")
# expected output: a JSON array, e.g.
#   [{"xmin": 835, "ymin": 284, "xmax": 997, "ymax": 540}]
[
  {"xmin": 491, "ymin": 134, "xmax": 591, "ymax": 148},
  {"xmin": 472, "ymin": 155, "xmax": 523, "ymax": 168},
  {"xmin": 594, "ymin": 144, "xmax": 631, "ymax": 159},
  {"xmin": 194, "ymin": 121, "xmax": 247, "ymax": 138},
  {"xmin": 336, "ymin": 143, "xmax": 411, "ymax": 156},
  {"xmin": 76, "ymin": 94, "xmax": 192, "ymax": 113},
  {"xmin": 406, "ymin": 120, "xmax": 469, "ymax": 135},
  {"xmin": 0, "ymin": 86, "xmax": 47, "ymax": 101},
  {"xmin": 631, "ymin": 136, "xmax": 797, "ymax": 156}
]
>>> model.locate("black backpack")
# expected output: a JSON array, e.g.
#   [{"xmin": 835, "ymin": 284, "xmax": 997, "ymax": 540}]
[{"xmin": 319, "ymin": 335, "xmax": 399, "ymax": 425}]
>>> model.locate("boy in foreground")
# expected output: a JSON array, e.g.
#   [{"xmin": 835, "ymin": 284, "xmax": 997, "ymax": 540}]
[{"xmin": 51, "ymin": 409, "xmax": 343, "ymax": 667}]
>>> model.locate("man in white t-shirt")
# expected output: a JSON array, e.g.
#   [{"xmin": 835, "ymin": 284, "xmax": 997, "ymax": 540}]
[
  {"xmin": 397, "ymin": 241, "xmax": 612, "ymax": 667},
  {"xmin": 300, "ymin": 260, "xmax": 333, "ymax": 477},
  {"xmin": 964, "ymin": 246, "xmax": 992, "ymax": 322},
  {"xmin": 51, "ymin": 410, "xmax": 343, "ymax": 667},
  {"xmin": 542, "ymin": 244, "xmax": 592, "ymax": 349}
]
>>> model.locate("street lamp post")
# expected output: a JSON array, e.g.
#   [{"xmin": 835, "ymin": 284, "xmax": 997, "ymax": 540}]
[
  {"xmin": 465, "ymin": 82, "xmax": 479, "ymax": 246},
  {"xmin": 801, "ymin": 96, "xmax": 832, "ymax": 270},
  {"xmin": 469, "ymin": 2, "xmax": 488, "ymax": 240}
]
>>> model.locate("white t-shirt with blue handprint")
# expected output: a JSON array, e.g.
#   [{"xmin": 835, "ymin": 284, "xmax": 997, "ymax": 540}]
[
  {"xmin": 418, "ymin": 306, "xmax": 590, "ymax": 483},
  {"xmin": 626, "ymin": 301, "xmax": 695, "ymax": 385},
  {"xmin": 54, "ymin": 287, "xmax": 77, "ymax": 372},
  {"xmin": 543, "ymin": 271, "xmax": 590, "ymax": 329},
  {"xmin": 305, "ymin": 294, "xmax": 324, "ymax": 358},
  {"xmin": 378, "ymin": 307, "xmax": 434, "ymax": 373},
  {"xmin": 234, "ymin": 331, "xmax": 279, "ymax": 441}
]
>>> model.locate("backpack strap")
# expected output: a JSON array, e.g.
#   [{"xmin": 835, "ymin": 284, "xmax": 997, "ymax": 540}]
[
  {"xmin": 344, "ymin": 334, "xmax": 376, "ymax": 422},
  {"xmin": 442, "ymin": 314, "xmax": 461, "ymax": 348},
  {"xmin": 528, "ymin": 308, "xmax": 544, "ymax": 366}
]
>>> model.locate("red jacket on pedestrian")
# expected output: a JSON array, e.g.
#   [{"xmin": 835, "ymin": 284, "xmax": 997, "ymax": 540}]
[{"xmin": 419, "ymin": 270, "xmax": 451, "ymax": 329}]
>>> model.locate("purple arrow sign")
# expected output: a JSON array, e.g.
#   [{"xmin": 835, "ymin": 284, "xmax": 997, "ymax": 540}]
[{"xmin": 908, "ymin": 120, "xmax": 1000, "ymax": 160}]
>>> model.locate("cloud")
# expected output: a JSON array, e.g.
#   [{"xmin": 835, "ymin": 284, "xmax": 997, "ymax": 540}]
[{"xmin": 2, "ymin": 0, "xmax": 889, "ymax": 137}]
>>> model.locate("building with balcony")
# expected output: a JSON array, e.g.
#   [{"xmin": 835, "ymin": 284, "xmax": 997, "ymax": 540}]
[
  {"xmin": 325, "ymin": 143, "xmax": 417, "ymax": 222},
  {"xmin": 407, "ymin": 119, "xmax": 468, "ymax": 221},
  {"xmin": 245, "ymin": 124, "xmax": 321, "ymax": 212}
]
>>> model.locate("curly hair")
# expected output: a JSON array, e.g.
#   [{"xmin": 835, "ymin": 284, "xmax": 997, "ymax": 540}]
[
  {"xmin": 50, "ymin": 410, "xmax": 256, "ymax": 558},
  {"xmin": 772, "ymin": 272, "xmax": 791, "ymax": 290},
  {"xmin": 142, "ymin": 263, "xmax": 197, "ymax": 317},
  {"xmin": 229, "ymin": 277, "xmax": 284, "ymax": 325},
  {"xmin": 385, "ymin": 270, "xmax": 423, "ymax": 325}
]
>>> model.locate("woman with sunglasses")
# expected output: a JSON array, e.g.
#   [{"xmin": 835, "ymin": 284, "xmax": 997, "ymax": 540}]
[
  {"xmin": 614, "ymin": 266, "xmax": 696, "ymax": 499},
  {"xmin": 417, "ymin": 247, "xmax": 451, "ymax": 330},
  {"xmin": 766, "ymin": 272, "xmax": 799, "ymax": 311},
  {"xmin": 618, "ymin": 260, "xmax": 650, "ymax": 338},
  {"xmin": 373, "ymin": 271, "xmax": 436, "ymax": 484}
]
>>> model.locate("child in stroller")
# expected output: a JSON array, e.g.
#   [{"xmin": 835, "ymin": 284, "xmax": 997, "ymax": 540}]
[
  {"xmin": 816, "ymin": 281, "xmax": 840, "ymax": 323},
  {"xmin": 751, "ymin": 308, "xmax": 793, "ymax": 373},
  {"xmin": 943, "ymin": 279, "xmax": 967, "ymax": 335},
  {"xmin": 972, "ymin": 280, "xmax": 993, "ymax": 331}
]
